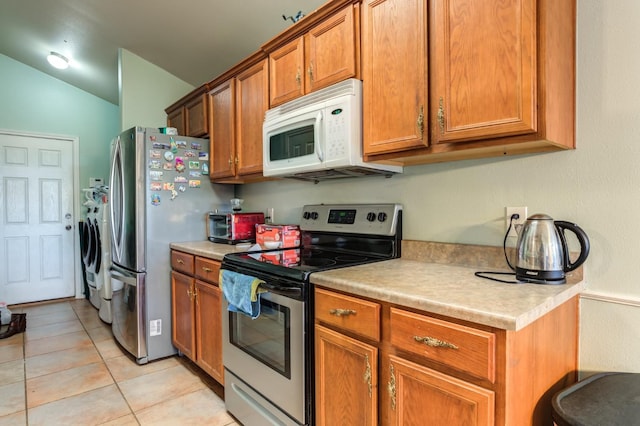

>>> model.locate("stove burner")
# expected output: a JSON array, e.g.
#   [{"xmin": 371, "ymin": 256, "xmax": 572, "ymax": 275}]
[
  {"xmin": 303, "ymin": 258, "xmax": 337, "ymax": 268},
  {"xmin": 335, "ymin": 255, "xmax": 368, "ymax": 263}
]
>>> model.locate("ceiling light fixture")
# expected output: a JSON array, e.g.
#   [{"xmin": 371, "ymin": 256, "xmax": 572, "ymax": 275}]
[{"xmin": 47, "ymin": 51, "xmax": 69, "ymax": 70}]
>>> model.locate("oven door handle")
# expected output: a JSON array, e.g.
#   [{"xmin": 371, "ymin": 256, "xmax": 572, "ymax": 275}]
[{"xmin": 260, "ymin": 281, "xmax": 302, "ymax": 298}]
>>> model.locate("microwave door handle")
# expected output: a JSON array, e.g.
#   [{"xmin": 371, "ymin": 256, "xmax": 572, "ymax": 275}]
[{"xmin": 314, "ymin": 111, "xmax": 324, "ymax": 161}]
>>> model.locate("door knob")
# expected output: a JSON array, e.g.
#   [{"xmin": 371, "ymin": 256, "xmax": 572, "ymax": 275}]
[{"xmin": 65, "ymin": 225, "xmax": 72, "ymax": 230}]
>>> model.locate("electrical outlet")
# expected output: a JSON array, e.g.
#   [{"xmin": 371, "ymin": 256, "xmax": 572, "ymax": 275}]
[{"xmin": 505, "ymin": 207, "xmax": 528, "ymax": 238}]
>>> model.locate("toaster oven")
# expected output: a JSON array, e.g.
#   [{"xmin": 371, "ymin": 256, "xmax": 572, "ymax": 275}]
[{"xmin": 207, "ymin": 212, "xmax": 264, "ymax": 244}]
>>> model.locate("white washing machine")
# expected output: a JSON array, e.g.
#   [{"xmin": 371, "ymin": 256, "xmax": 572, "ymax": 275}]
[{"xmin": 82, "ymin": 188, "xmax": 112, "ymax": 321}]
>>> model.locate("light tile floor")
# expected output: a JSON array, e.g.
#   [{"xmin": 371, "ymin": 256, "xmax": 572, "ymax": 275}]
[{"xmin": 0, "ymin": 299, "xmax": 239, "ymax": 425}]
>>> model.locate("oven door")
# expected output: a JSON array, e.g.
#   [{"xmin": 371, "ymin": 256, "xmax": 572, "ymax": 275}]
[{"xmin": 222, "ymin": 290, "xmax": 306, "ymax": 425}]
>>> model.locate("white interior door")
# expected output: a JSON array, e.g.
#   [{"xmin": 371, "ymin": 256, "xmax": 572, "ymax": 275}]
[{"xmin": 0, "ymin": 132, "xmax": 76, "ymax": 304}]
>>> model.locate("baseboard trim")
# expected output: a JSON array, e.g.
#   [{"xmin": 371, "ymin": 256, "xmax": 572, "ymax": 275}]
[{"xmin": 580, "ymin": 291, "xmax": 640, "ymax": 308}]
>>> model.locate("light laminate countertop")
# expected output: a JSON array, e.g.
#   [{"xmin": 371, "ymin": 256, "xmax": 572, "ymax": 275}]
[{"xmin": 170, "ymin": 240, "xmax": 585, "ymax": 331}]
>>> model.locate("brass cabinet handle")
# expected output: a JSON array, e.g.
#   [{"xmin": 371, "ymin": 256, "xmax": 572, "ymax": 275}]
[
  {"xmin": 388, "ymin": 363, "xmax": 396, "ymax": 410},
  {"xmin": 329, "ymin": 308, "xmax": 356, "ymax": 317},
  {"xmin": 201, "ymin": 267, "xmax": 213, "ymax": 273},
  {"xmin": 296, "ymin": 68, "xmax": 302, "ymax": 87},
  {"xmin": 437, "ymin": 97, "xmax": 445, "ymax": 133},
  {"xmin": 235, "ymin": 156, "xmax": 239, "ymax": 165},
  {"xmin": 177, "ymin": 258, "xmax": 184, "ymax": 264},
  {"xmin": 186, "ymin": 288, "xmax": 194, "ymax": 298},
  {"xmin": 413, "ymin": 335, "xmax": 459, "ymax": 350},
  {"xmin": 417, "ymin": 105, "xmax": 424, "ymax": 136},
  {"xmin": 228, "ymin": 157, "xmax": 233, "ymax": 166},
  {"xmin": 364, "ymin": 354, "xmax": 372, "ymax": 398},
  {"xmin": 308, "ymin": 62, "xmax": 314, "ymax": 82}
]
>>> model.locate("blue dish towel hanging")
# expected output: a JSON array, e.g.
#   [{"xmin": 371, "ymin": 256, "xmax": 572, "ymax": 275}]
[{"xmin": 220, "ymin": 269, "xmax": 266, "ymax": 319}]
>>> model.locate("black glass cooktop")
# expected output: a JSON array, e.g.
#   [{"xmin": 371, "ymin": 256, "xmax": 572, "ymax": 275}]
[{"xmin": 222, "ymin": 243, "xmax": 393, "ymax": 283}]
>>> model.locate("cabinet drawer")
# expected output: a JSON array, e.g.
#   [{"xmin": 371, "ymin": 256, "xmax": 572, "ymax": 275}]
[
  {"xmin": 315, "ymin": 288, "xmax": 380, "ymax": 342},
  {"xmin": 171, "ymin": 250, "xmax": 194, "ymax": 275},
  {"xmin": 389, "ymin": 308, "xmax": 496, "ymax": 383},
  {"xmin": 195, "ymin": 257, "xmax": 221, "ymax": 285}
]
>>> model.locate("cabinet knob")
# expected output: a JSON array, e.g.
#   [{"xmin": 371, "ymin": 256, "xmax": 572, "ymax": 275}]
[
  {"xmin": 202, "ymin": 267, "xmax": 212, "ymax": 273},
  {"xmin": 296, "ymin": 68, "xmax": 302, "ymax": 88},
  {"xmin": 437, "ymin": 97, "xmax": 445, "ymax": 134},
  {"xmin": 177, "ymin": 258, "xmax": 184, "ymax": 264},
  {"xmin": 413, "ymin": 335, "xmax": 458, "ymax": 350},
  {"xmin": 329, "ymin": 308, "xmax": 356, "ymax": 317},
  {"xmin": 388, "ymin": 364, "xmax": 397, "ymax": 411},
  {"xmin": 308, "ymin": 62, "xmax": 314, "ymax": 82},
  {"xmin": 417, "ymin": 105, "xmax": 425, "ymax": 137}
]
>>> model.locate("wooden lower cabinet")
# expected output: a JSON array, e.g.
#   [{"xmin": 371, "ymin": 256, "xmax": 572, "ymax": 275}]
[
  {"xmin": 315, "ymin": 325, "xmax": 378, "ymax": 426},
  {"xmin": 194, "ymin": 279, "xmax": 224, "ymax": 383},
  {"xmin": 381, "ymin": 355, "xmax": 494, "ymax": 426},
  {"xmin": 170, "ymin": 250, "xmax": 224, "ymax": 384},
  {"xmin": 315, "ymin": 287, "xmax": 579, "ymax": 425},
  {"xmin": 171, "ymin": 271, "xmax": 195, "ymax": 359}
]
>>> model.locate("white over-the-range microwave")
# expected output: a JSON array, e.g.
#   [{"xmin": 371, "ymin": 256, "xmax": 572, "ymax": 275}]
[{"xmin": 262, "ymin": 78, "xmax": 402, "ymax": 182}]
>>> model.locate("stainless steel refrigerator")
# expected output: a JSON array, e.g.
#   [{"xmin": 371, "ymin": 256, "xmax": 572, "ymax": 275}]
[{"xmin": 108, "ymin": 126, "xmax": 233, "ymax": 364}]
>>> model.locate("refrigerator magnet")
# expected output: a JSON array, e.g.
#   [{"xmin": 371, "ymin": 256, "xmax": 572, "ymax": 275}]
[
  {"xmin": 163, "ymin": 182, "xmax": 175, "ymax": 191},
  {"xmin": 170, "ymin": 137, "xmax": 178, "ymax": 153},
  {"xmin": 151, "ymin": 194, "xmax": 161, "ymax": 206},
  {"xmin": 150, "ymin": 182, "xmax": 162, "ymax": 191},
  {"xmin": 189, "ymin": 180, "xmax": 201, "ymax": 188},
  {"xmin": 184, "ymin": 150, "xmax": 196, "ymax": 158},
  {"xmin": 163, "ymin": 162, "xmax": 174, "ymax": 170},
  {"xmin": 189, "ymin": 161, "xmax": 200, "ymax": 169},
  {"xmin": 150, "ymin": 150, "xmax": 161, "ymax": 159},
  {"xmin": 149, "ymin": 160, "xmax": 161, "ymax": 169},
  {"xmin": 150, "ymin": 171, "xmax": 163, "ymax": 181},
  {"xmin": 174, "ymin": 176, "xmax": 188, "ymax": 183},
  {"xmin": 199, "ymin": 152, "xmax": 209, "ymax": 161},
  {"xmin": 178, "ymin": 185, "xmax": 186, "ymax": 192},
  {"xmin": 170, "ymin": 189, "xmax": 178, "ymax": 200},
  {"xmin": 175, "ymin": 158, "xmax": 185, "ymax": 172},
  {"xmin": 152, "ymin": 142, "xmax": 170, "ymax": 150},
  {"xmin": 191, "ymin": 142, "xmax": 201, "ymax": 150},
  {"xmin": 202, "ymin": 163, "xmax": 209, "ymax": 175},
  {"xmin": 189, "ymin": 171, "xmax": 201, "ymax": 177},
  {"xmin": 164, "ymin": 151, "xmax": 174, "ymax": 161},
  {"xmin": 176, "ymin": 140, "xmax": 187, "ymax": 149}
]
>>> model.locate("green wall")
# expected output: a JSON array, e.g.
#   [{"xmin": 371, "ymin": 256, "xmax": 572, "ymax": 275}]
[{"xmin": 0, "ymin": 53, "xmax": 119, "ymax": 189}]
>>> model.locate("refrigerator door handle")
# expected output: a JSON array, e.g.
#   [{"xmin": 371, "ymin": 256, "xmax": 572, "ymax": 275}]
[
  {"xmin": 109, "ymin": 266, "xmax": 138, "ymax": 287},
  {"xmin": 109, "ymin": 136, "xmax": 124, "ymax": 263}
]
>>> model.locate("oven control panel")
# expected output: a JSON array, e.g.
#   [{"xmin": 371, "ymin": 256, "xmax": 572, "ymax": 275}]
[{"xmin": 300, "ymin": 204, "xmax": 402, "ymax": 236}]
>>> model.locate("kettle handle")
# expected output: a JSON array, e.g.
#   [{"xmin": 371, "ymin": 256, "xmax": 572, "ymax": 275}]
[{"xmin": 554, "ymin": 221, "xmax": 590, "ymax": 272}]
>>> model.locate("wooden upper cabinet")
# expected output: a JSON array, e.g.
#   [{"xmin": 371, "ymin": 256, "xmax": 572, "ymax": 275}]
[
  {"xmin": 431, "ymin": 0, "xmax": 536, "ymax": 144},
  {"xmin": 185, "ymin": 94, "xmax": 209, "ymax": 137},
  {"xmin": 209, "ymin": 79, "xmax": 236, "ymax": 180},
  {"xmin": 165, "ymin": 85, "xmax": 209, "ymax": 137},
  {"xmin": 269, "ymin": 38, "xmax": 305, "ymax": 106},
  {"xmin": 305, "ymin": 5, "xmax": 358, "ymax": 93},
  {"xmin": 268, "ymin": 3, "xmax": 360, "ymax": 107},
  {"xmin": 235, "ymin": 58, "xmax": 269, "ymax": 176},
  {"xmin": 166, "ymin": 107, "xmax": 185, "ymax": 136},
  {"xmin": 362, "ymin": 0, "xmax": 428, "ymax": 156}
]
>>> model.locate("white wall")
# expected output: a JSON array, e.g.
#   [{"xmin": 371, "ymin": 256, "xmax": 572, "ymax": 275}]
[
  {"xmin": 239, "ymin": 0, "xmax": 640, "ymax": 374},
  {"xmin": 119, "ymin": 49, "xmax": 194, "ymax": 131}
]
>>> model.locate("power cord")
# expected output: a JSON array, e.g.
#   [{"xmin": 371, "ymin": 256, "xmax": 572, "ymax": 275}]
[{"xmin": 474, "ymin": 213, "xmax": 520, "ymax": 284}]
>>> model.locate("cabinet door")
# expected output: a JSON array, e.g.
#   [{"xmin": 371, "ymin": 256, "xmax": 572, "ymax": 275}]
[
  {"xmin": 431, "ymin": 0, "xmax": 536, "ymax": 143},
  {"xmin": 167, "ymin": 107, "xmax": 185, "ymax": 136},
  {"xmin": 315, "ymin": 325, "xmax": 377, "ymax": 426},
  {"xmin": 235, "ymin": 59, "xmax": 269, "ymax": 176},
  {"xmin": 185, "ymin": 94, "xmax": 209, "ymax": 137},
  {"xmin": 269, "ymin": 37, "xmax": 305, "ymax": 106},
  {"xmin": 171, "ymin": 271, "xmax": 195, "ymax": 359},
  {"xmin": 305, "ymin": 5, "xmax": 358, "ymax": 93},
  {"xmin": 209, "ymin": 79, "xmax": 236, "ymax": 180},
  {"xmin": 195, "ymin": 280, "xmax": 224, "ymax": 384},
  {"xmin": 382, "ymin": 354, "xmax": 494, "ymax": 426},
  {"xmin": 362, "ymin": 0, "xmax": 428, "ymax": 156}
]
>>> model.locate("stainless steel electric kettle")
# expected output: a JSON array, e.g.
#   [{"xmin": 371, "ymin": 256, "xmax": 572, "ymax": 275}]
[{"xmin": 515, "ymin": 214, "xmax": 590, "ymax": 284}]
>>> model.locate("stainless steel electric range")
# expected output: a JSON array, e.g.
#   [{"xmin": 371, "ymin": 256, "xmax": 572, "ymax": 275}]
[{"xmin": 220, "ymin": 203, "xmax": 402, "ymax": 426}]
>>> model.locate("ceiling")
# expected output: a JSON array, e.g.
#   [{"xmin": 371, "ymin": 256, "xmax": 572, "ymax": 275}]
[{"xmin": 0, "ymin": 0, "xmax": 326, "ymax": 105}]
